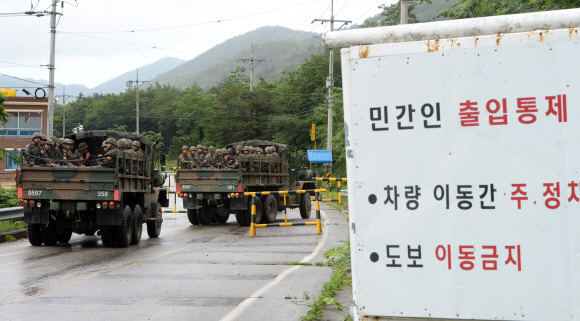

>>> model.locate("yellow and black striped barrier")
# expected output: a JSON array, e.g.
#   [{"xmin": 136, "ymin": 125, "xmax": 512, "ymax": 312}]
[
  {"xmin": 248, "ymin": 188, "xmax": 325, "ymax": 237},
  {"xmin": 311, "ymin": 177, "xmax": 347, "ymax": 205}
]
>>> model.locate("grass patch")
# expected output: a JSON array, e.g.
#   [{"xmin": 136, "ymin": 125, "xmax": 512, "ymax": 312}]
[
  {"xmin": 0, "ymin": 186, "xmax": 21, "ymax": 208},
  {"xmin": 314, "ymin": 261, "xmax": 326, "ymax": 266},
  {"xmin": 0, "ymin": 219, "xmax": 27, "ymax": 233},
  {"xmin": 5, "ymin": 235, "xmax": 16, "ymax": 242},
  {"xmin": 326, "ymin": 201, "xmax": 348, "ymax": 212},
  {"xmin": 300, "ymin": 241, "xmax": 351, "ymax": 321},
  {"xmin": 256, "ymin": 263, "xmax": 278, "ymax": 265},
  {"xmin": 284, "ymin": 261, "xmax": 312, "ymax": 266}
]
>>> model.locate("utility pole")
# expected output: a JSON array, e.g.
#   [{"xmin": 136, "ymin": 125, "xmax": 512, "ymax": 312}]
[
  {"xmin": 47, "ymin": 0, "xmax": 58, "ymax": 137},
  {"xmin": 237, "ymin": 44, "xmax": 265, "ymax": 92},
  {"xmin": 127, "ymin": 69, "xmax": 148, "ymax": 134},
  {"xmin": 61, "ymin": 86, "xmax": 72, "ymax": 136},
  {"xmin": 313, "ymin": 1, "xmax": 351, "ymax": 163},
  {"xmin": 400, "ymin": 0, "xmax": 409, "ymax": 24}
]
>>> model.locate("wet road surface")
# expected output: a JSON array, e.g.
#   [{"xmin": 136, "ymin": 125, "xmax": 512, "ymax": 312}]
[{"xmin": 0, "ymin": 200, "xmax": 349, "ymax": 321}]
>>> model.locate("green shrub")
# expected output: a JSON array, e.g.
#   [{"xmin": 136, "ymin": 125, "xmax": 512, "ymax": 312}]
[{"xmin": 0, "ymin": 186, "xmax": 21, "ymax": 208}]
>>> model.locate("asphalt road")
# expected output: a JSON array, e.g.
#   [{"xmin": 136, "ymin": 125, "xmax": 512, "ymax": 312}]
[{"xmin": 0, "ymin": 197, "xmax": 349, "ymax": 321}]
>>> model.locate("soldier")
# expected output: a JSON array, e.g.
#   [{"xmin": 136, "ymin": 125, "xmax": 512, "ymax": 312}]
[
  {"xmin": 77, "ymin": 142, "xmax": 90, "ymax": 167},
  {"xmin": 117, "ymin": 138, "xmax": 126, "ymax": 151},
  {"xmin": 203, "ymin": 146, "xmax": 216, "ymax": 168},
  {"xmin": 99, "ymin": 137, "xmax": 118, "ymax": 168},
  {"xmin": 98, "ymin": 141, "xmax": 108, "ymax": 156},
  {"xmin": 272, "ymin": 146, "xmax": 280, "ymax": 158},
  {"xmin": 179, "ymin": 146, "xmax": 194, "ymax": 169},
  {"xmin": 194, "ymin": 144, "xmax": 204, "ymax": 164},
  {"xmin": 132, "ymin": 141, "xmax": 144, "ymax": 154},
  {"xmin": 50, "ymin": 136, "xmax": 58, "ymax": 147},
  {"xmin": 24, "ymin": 132, "xmax": 43, "ymax": 166},
  {"xmin": 216, "ymin": 148, "xmax": 227, "ymax": 168},
  {"xmin": 42, "ymin": 138, "xmax": 61, "ymax": 167}
]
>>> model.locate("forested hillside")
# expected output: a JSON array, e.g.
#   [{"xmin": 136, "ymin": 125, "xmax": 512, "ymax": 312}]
[{"xmin": 153, "ymin": 26, "xmax": 322, "ymax": 90}]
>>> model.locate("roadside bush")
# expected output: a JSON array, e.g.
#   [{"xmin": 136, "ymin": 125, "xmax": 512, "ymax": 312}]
[{"xmin": 0, "ymin": 187, "xmax": 21, "ymax": 208}]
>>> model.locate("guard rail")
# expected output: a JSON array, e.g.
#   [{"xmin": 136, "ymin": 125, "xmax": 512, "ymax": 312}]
[{"xmin": 0, "ymin": 207, "xmax": 24, "ymax": 221}]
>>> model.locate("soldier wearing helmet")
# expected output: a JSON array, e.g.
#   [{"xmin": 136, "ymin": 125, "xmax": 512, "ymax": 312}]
[
  {"xmin": 24, "ymin": 132, "xmax": 43, "ymax": 166},
  {"xmin": 179, "ymin": 146, "xmax": 194, "ymax": 169},
  {"xmin": 132, "ymin": 141, "xmax": 143, "ymax": 154},
  {"xmin": 99, "ymin": 137, "xmax": 118, "ymax": 168}
]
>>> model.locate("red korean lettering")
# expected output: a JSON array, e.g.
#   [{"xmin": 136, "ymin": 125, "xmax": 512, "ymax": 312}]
[
  {"xmin": 568, "ymin": 181, "xmax": 579, "ymax": 203},
  {"xmin": 545, "ymin": 95, "xmax": 568, "ymax": 123},
  {"xmin": 516, "ymin": 97, "xmax": 537, "ymax": 124},
  {"xmin": 511, "ymin": 184, "xmax": 528, "ymax": 209},
  {"xmin": 543, "ymin": 182, "xmax": 561, "ymax": 209},
  {"xmin": 459, "ymin": 100, "xmax": 479, "ymax": 127},
  {"xmin": 481, "ymin": 245, "xmax": 498, "ymax": 271},
  {"xmin": 505, "ymin": 245, "xmax": 522, "ymax": 271},
  {"xmin": 436, "ymin": 244, "xmax": 451, "ymax": 270},
  {"xmin": 486, "ymin": 98, "xmax": 508, "ymax": 125},
  {"xmin": 458, "ymin": 245, "xmax": 475, "ymax": 270}
]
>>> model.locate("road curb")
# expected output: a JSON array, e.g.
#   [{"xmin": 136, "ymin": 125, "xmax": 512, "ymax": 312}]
[{"xmin": 0, "ymin": 228, "xmax": 27, "ymax": 242}]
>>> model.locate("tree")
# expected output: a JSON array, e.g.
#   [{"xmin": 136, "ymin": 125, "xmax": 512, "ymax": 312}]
[
  {"xmin": 360, "ymin": 0, "xmax": 433, "ymax": 27},
  {"xmin": 0, "ymin": 93, "xmax": 8, "ymax": 161},
  {"xmin": 440, "ymin": 0, "xmax": 580, "ymax": 19}
]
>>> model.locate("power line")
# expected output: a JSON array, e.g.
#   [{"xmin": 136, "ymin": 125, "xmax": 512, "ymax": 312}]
[
  {"xmin": 352, "ymin": 0, "xmax": 380, "ymax": 23},
  {"xmin": 0, "ymin": 73, "xmax": 48, "ymax": 87},
  {"xmin": 61, "ymin": 0, "xmax": 323, "ymax": 34},
  {"xmin": 0, "ymin": 60, "xmax": 47, "ymax": 69}
]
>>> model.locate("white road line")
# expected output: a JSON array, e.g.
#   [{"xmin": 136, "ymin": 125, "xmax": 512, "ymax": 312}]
[
  {"xmin": 0, "ymin": 249, "xmax": 35, "ymax": 258},
  {"xmin": 219, "ymin": 210, "xmax": 330, "ymax": 321}
]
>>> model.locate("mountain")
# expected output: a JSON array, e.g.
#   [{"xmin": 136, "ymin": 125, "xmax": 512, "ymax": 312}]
[
  {"xmin": 153, "ymin": 26, "xmax": 322, "ymax": 89},
  {"xmin": 1, "ymin": 57, "xmax": 185, "ymax": 98}
]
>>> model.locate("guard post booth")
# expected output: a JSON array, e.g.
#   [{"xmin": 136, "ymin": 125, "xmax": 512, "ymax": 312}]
[
  {"xmin": 323, "ymin": 8, "xmax": 580, "ymax": 321},
  {"xmin": 307, "ymin": 149, "xmax": 332, "ymax": 191}
]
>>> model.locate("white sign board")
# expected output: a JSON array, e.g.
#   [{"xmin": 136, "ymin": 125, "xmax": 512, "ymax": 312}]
[{"xmin": 343, "ymin": 28, "xmax": 580, "ymax": 320}]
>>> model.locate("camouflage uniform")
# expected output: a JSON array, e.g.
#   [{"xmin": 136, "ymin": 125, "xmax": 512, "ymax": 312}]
[
  {"xmin": 24, "ymin": 132, "xmax": 43, "ymax": 166},
  {"xmin": 100, "ymin": 138, "xmax": 118, "ymax": 168},
  {"xmin": 204, "ymin": 146, "xmax": 216, "ymax": 168},
  {"xmin": 179, "ymin": 146, "xmax": 193, "ymax": 169},
  {"xmin": 132, "ymin": 141, "xmax": 144, "ymax": 154}
]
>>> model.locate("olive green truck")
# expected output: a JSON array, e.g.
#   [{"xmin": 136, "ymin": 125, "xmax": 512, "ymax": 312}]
[
  {"xmin": 174, "ymin": 140, "xmax": 316, "ymax": 226},
  {"xmin": 16, "ymin": 131, "xmax": 169, "ymax": 248}
]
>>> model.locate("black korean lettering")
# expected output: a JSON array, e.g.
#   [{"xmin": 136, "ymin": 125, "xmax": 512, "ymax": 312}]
[
  {"xmin": 457, "ymin": 185, "xmax": 473, "ymax": 210},
  {"xmin": 404, "ymin": 185, "xmax": 421, "ymax": 210},
  {"xmin": 396, "ymin": 104, "xmax": 415, "ymax": 130},
  {"xmin": 387, "ymin": 245, "xmax": 402, "ymax": 267},
  {"xmin": 407, "ymin": 245, "xmax": 423, "ymax": 268},
  {"xmin": 383, "ymin": 185, "xmax": 399, "ymax": 210},
  {"xmin": 421, "ymin": 103, "xmax": 442, "ymax": 128},
  {"xmin": 479, "ymin": 184, "xmax": 496, "ymax": 209},
  {"xmin": 434, "ymin": 184, "xmax": 449, "ymax": 209},
  {"xmin": 370, "ymin": 106, "xmax": 389, "ymax": 131}
]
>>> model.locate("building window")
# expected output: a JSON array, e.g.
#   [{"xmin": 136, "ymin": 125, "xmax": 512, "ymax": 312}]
[
  {"xmin": 1, "ymin": 111, "xmax": 42, "ymax": 137},
  {"xmin": 6, "ymin": 149, "xmax": 19, "ymax": 170}
]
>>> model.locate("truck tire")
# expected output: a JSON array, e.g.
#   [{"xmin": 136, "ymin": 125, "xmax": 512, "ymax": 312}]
[
  {"xmin": 197, "ymin": 207, "xmax": 213, "ymax": 225},
  {"xmin": 235, "ymin": 210, "xmax": 248, "ymax": 226},
  {"xmin": 131, "ymin": 205, "xmax": 143, "ymax": 245},
  {"xmin": 261, "ymin": 195, "xmax": 278, "ymax": 223},
  {"xmin": 27, "ymin": 224, "xmax": 43, "ymax": 246},
  {"xmin": 245, "ymin": 197, "xmax": 262, "ymax": 225},
  {"xmin": 146, "ymin": 202, "xmax": 162, "ymax": 238},
  {"xmin": 299, "ymin": 192, "xmax": 312, "ymax": 219},
  {"xmin": 101, "ymin": 226, "xmax": 115, "ymax": 247},
  {"xmin": 115, "ymin": 205, "xmax": 133, "ymax": 248},
  {"xmin": 41, "ymin": 222, "xmax": 58, "ymax": 246},
  {"xmin": 57, "ymin": 229, "xmax": 73, "ymax": 243},
  {"xmin": 187, "ymin": 209, "xmax": 199, "ymax": 225},
  {"xmin": 214, "ymin": 214, "xmax": 229, "ymax": 224}
]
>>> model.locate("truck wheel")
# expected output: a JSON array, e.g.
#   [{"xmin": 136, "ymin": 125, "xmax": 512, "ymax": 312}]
[
  {"xmin": 57, "ymin": 229, "xmax": 73, "ymax": 243},
  {"xmin": 197, "ymin": 207, "xmax": 213, "ymax": 225},
  {"xmin": 187, "ymin": 209, "xmax": 199, "ymax": 225},
  {"xmin": 299, "ymin": 192, "xmax": 312, "ymax": 219},
  {"xmin": 245, "ymin": 197, "xmax": 262, "ymax": 225},
  {"xmin": 130, "ymin": 205, "xmax": 143, "ymax": 245},
  {"xmin": 261, "ymin": 195, "xmax": 278, "ymax": 223},
  {"xmin": 115, "ymin": 205, "xmax": 133, "ymax": 248},
  {"xmin": 214, "ymin": 214, "xmax": 229, "ymax": 224},
  {"xmin": 41, "ymin": 222, "xmax": 58, "ymax": 246},
  {"xmin": 146, "ymin": 202, "xmax": 162, "ymax": 238},
  {"xmin": 101, "ymin": 226, "xmax": 116, "ymax": 247},
  {"xmin": 27, "ymin": 224, "xmax": 43, "ymax": 246},
  {"xmin": 235, "ymin": 210, "xmax": 248, "ymax": 226}
]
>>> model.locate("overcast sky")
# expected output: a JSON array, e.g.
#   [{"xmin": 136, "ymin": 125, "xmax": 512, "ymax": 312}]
[{"xmin": 1, "ymin": 0, "xmax": 388, "ymax": 88}]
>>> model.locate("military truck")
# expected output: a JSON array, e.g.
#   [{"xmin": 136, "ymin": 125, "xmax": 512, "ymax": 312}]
[
  {"xmin": 174, "ymin": 140, "xmax": 315, "ymax": 226},
  {"xmin": 16, "ymin": 131, "xmax": 169, "ymax": 248}
]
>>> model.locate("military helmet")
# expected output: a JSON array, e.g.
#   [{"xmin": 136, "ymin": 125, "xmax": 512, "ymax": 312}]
[
  {"xmin": 209, "ymin": 146, "xmax": 215, "ymax": 153},
  {"xmin": 189, "ymin": 146, "xmax": 196, "ymax": 151},
  {"xmin": 78, "ymin": 142, "xmax": 89, "ymax": 150},
  {"xmin": 46, "ymin": 138, "xmax": 54, "ymax": 145},
  {"xmin": 220, "ymin": 148, "xmax": 226, "ymax": 154},
  {"xmin": 50, "ymin": 135, "xmax": 57, "ymax": 142},
  {"xmin": 243, "ymin": 146, "xmax": 251, "ymax": 151},
  {"xmin": 66, "ymin": 138, "xmax": 75, "ymax": 144},
  {"xmin": 256, "ymin": 147, "xmax": 264, "ymax": 153},
  {"xmin": 196, "ymin": 144, "xmax": 203, "ymax": 149},
  {"xmin": 101, "ymin": 141, "xmax": 107, "ymax": 148},
  {"xmin": 227, "ymin": 148, "xmax": 234, "ymax": 155},
  {"xmin": 40, "ymin": 134, "xmax": 47, "ymax": 140},
  {"xmin": 118, "ymin": 139, "xmax": 128, "ymax": 149},
  {"xmin": 235, "ymin": 145, "xmax": 243, "ymax": 151},
  {"xmin": 202, "ymin": 146, "xmax": 208, "ymax": 150},
  {"xmin": 132, "ymin": 140, "xmax": 141, "ymax": 148},
  {"xmin": 32, "ymin": 132, "xmax": 42, "ymax": 139},
  {"xmin": 249, "ymin": 146, "xmax": 255, "ymax": 152},
  {"xmin": 104, "ymin": 137, "xmax": 118, "ymax": 146},
  {"xmin": 57, "ymin": 138, "xmax": 66, "ymax": 146},
  {"xmin": 182, "ymin": 145, "xmax": 188, "ymax": 150},
  {"xmin": 264, "ymin": 146, "xmax": 271, "ymax": 153}
]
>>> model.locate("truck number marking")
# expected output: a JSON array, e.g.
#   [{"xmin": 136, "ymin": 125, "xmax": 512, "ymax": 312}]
[
  {"xmin": 181, "ymin": 185, "xmax": 192, "ymax": 189},
  {"xmin": 227, "ymin": 185, "xmax": 235, "ymax": 190},
  {"xmin": 27, "ymin": 190, "xmax": 42, "ymax": 196},
  {"xmin": 97, "ymin": 191, "xmax": 109, "ymax": 197}
]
